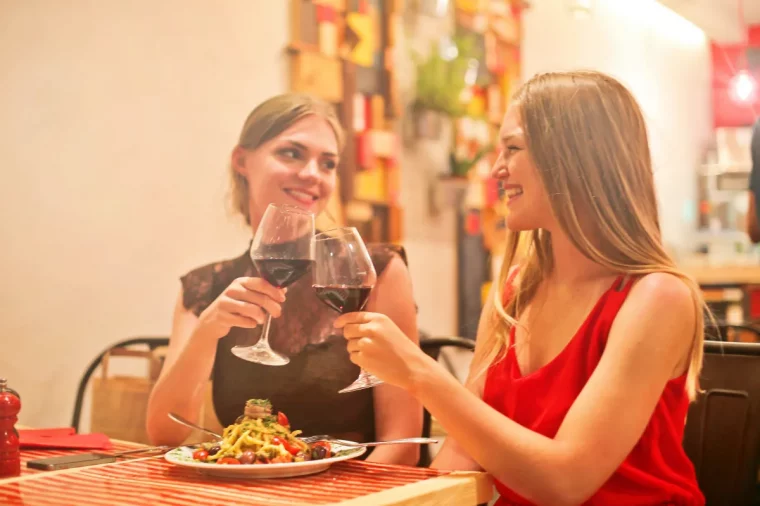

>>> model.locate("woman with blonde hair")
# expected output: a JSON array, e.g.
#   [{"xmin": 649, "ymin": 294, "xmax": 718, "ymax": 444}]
[
  {"xmin": 146, "ymin": 93, "xmax": 422, "ymax": 465},
  {"xmin": 334, "ymin": 71, "xmax": 706, "ymax": 505}
]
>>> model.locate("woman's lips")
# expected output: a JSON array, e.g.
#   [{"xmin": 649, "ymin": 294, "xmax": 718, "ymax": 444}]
[{"xmin": 283, "ymin": 188, "xmax": 318, "ymax": 206}]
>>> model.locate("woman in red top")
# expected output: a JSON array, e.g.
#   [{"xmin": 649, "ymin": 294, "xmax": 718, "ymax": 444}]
[{"xmin": 335, "ymin": 70, "xmax": 706, "ymax": 506}]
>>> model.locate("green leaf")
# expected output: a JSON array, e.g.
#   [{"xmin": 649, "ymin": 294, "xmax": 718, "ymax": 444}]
[{"xmin": 412, "ymin": 35, "xmax": 481, "ymax": 117}]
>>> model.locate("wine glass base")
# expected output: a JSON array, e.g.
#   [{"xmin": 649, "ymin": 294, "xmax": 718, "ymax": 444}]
[
  {"xmin": 338, "ymin": 374, "xmax": 383, "ymax": 393},
  {"xmin": 230, "ymin": 345, "xmax": 290, "ymax": 366}
]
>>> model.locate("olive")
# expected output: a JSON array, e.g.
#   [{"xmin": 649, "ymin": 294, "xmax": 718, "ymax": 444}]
[
  {"xmin": 311, "ymin": 446, "xmax": 328, "ymax": 460},
  {"xmin": 239, "ymin": 451, "xmax": 256, "ymax": 465},
  {"xmin": 207, "ymin": 445, "xmax": 221, "ymax": 456}
]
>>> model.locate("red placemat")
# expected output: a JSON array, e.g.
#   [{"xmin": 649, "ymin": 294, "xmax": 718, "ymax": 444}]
[
  {"xmin": 19, "ymin": 428, "xmax": 113, "ymax": 450},
  {"xmin": 1, "ymin": 456, "xmax": 447, "ymax": 505}
]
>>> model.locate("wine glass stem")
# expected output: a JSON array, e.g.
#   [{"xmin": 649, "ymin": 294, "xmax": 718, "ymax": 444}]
[{"xmin": 258, "ymin": 313, "xmax": 273, "ymax": 349}]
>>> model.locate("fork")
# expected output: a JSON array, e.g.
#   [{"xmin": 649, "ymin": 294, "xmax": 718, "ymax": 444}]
[
  {"xmin": 168, "ymin": 412, "xmax": 223, "ymax": 440},
  {"xmin": 106, "ymin": 445, "xmax": 173, "ymax": 458},
  {"xmin": 298, "ymin": 435, "xmax": 438, "ymax": 447}
]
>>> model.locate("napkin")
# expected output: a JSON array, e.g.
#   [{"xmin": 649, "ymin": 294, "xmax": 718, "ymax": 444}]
[{"xmin": 19, "ymin": 428, "xmax": 113, "ymax": 450}]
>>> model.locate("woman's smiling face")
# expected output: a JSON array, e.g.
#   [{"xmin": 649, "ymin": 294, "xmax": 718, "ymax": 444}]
[{"xmin": 233, "ymin": 114, "xmax": 340, "ymax": 228}]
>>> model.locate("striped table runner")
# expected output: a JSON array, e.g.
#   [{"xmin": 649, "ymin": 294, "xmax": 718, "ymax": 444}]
[
  {"xmin": 2, "ymin": 455, "xmax": 448, "ymax": 505},
  {"xmin": 20, "ymin": 441, "xmax": 144, "ymax": 476}
]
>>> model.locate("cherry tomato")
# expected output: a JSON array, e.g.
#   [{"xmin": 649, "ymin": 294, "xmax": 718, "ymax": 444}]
[
  {"xmin": 277, "ymin": 411, "xmax": 290, "ymax": 428},
  {"xmin": 272, "ymin": 436, "xmax": 300, "ymax": 456},
  {"xmin": 217, "ymin": 457, "xmax": 241, "ymax": 465},
  {"xmin": 192, "ymin": 449, "xmax": 209, "ymax": 462}
]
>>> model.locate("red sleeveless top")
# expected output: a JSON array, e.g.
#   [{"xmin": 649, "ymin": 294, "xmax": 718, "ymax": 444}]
[{"xmin": 483, "ymin": 275, "xmax": 704, "ymax": 506}]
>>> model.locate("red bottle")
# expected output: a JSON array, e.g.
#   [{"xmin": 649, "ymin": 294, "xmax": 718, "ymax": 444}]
[{"xmin": 0, "ymin": 378, "xmax": 21, "ymax": 478}]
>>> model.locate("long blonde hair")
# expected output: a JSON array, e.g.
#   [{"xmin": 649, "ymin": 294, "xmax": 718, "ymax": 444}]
[
  {"xmin": 229, "ymin": 93, "xmax": 344, "ymax": 225},
  {"xmin": 475, "ymin": 71, "xmax": 705, "ymax": 400}
]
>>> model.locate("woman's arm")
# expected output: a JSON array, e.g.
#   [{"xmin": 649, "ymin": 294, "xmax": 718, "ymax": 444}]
[
  {"xmin": 428, "ymin": 370, "xmax": 485, "ymax": 472},
  {"xmin": 338, "ymin": 273, "xmax": 696, "ymax": 505},
  {"xmin": 145, "ymin": 291, "xmax": 218, "ymax": 445},
  {"xmin": 364, "ymin": 256, "xmax": 423, "ymax": 466},
  {"xmin": 430, "ymin": 291, "xmax": 496, "ymax": 472}
]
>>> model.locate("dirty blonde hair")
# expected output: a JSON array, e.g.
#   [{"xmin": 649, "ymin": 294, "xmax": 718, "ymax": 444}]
[
  {"xmin": 230, "ymin": 93, "xmax": 344, "ymax": 224},
  {"xmin": 475, "ymin": 71, "xmax": 706, "ymax": 400}
]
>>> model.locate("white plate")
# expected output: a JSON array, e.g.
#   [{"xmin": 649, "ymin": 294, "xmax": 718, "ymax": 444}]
[{"xmin": 164, "ymin": 443, "xmax": 366, "ymax": 479}]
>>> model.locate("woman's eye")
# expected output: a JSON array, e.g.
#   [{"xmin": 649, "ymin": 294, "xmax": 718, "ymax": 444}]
[
  {"xmin": 507, "ymin": 145, "xmax": 521, "ymax": 153},
  {"xmin": 322, "ymin": 159, "xmax": 337, "ymax": 170},
  {"xmin": 278, "ymin": 148, "xmax": 301, "ymax": 160}
]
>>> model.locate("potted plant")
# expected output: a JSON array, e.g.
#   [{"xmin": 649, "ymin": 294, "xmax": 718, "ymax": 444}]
[{"xmin": 410, "ymin": 35, "xmax": 481, "ymax": 139}]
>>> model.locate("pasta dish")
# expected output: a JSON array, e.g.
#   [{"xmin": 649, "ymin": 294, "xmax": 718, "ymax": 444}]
[{"xmin": 190, "ymin": 399, "xmax": 333, "ymax": 465}]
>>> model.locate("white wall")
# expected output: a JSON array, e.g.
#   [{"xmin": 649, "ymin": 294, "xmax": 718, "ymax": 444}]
[
  {"xmin": 522, "ymin": 0, "xmax": 713, "ymax": 251},
  {"xmin": 0, "ymin": 0, "xmax": 289, "ymax": 428}
]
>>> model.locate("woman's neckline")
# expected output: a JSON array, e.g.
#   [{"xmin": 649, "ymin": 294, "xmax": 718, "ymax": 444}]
[{"xmin": 510, "ymin": 275, "xmax": 624, "ymax": 379}]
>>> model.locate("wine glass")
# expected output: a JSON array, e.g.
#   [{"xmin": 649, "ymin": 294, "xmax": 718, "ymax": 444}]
[
  {"xmin": 230, "ymin": 204, "xmax": 315, "ymax": 365},
  {"xmin": 312, "ymin": 227, "xmax": 382, "ymax": 393}
]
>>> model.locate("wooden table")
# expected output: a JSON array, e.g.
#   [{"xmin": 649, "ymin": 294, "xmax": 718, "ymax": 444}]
[
  {"xmin": 681, "ymin": 262, "xmax": 760, "ymax": 286},
  {"xmin": 2, "ymin": 442, "xmax": 493, "ymax": 505},
  {"xmin": 678, "ymin": 258, "xmax": 760, "ymax": 325}
]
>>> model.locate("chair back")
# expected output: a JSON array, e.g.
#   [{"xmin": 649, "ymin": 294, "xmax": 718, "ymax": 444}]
[
  {"xmin": 71, "ymin": 337, "xmax": 169, "ymax": 441},
  {"xmin": 708, "ymin": 322, "xmax": 760, "ymax": 343},
  {"xmin": 683, "ymin": 341, "xmax": 760, "ymax": 506}
]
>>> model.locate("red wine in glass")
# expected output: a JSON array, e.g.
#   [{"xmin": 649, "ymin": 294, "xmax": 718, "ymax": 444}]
[
  {"xmin": 312, "ymin": 227, "xmax": 382, "ymax": 393},
  {"xmin": 230, "ymin": 204, "xmax": 315, "ymax": 366},
  {"xmin": 254, "ymin": 259, "xmax": 314, "ymax": 288},
  {"xmin": 313, "ymin": 285, "xmax": 372, "ymax": 314}
]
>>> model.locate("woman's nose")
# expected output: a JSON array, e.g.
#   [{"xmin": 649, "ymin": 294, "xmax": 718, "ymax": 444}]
[
  {"xmin": 297, "ymin": 159, "xmax": 320, "ymax": 180},
  {"xmin": 490, "ymin": 154, "xmax": 508, "ymax": 179}
]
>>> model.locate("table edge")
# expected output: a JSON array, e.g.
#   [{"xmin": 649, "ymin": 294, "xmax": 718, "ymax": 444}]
[{"xmin": 333, "ymin": 471, "xmax": 493, "ymax": 506}]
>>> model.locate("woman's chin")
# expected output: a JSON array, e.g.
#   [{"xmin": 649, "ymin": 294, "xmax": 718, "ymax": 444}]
[{"xmin": 505, "ymin": 215, "xmax": 537, "ymax": 232}]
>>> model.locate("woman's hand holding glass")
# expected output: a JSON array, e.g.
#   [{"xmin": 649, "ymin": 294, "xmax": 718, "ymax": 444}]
[
  {"xmin": 334, "ymin": 311, "xmax": 433, "ymax": 391},
  {"xmin": 197, "ymin": 277, "xmax": 286, "ymax": 341}
]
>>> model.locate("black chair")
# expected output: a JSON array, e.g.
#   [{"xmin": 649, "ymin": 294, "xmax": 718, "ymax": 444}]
[
  {"xmin": 418, "ymin": 336, "xmax": 476, "ymax": 467},
  {"xmin": 683, "ymin": 340, "xmax": 760, "ymax": 506},
  {"xmin": 71, "ymin": 337, "xmax": 169, "ymax": 432}
]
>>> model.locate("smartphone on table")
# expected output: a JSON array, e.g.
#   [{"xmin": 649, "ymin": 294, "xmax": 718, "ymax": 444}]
[{"xmin": 26, "ymin": 453, "xmax": 118, "ymax": 471}]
